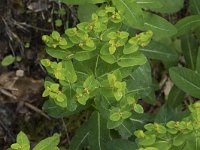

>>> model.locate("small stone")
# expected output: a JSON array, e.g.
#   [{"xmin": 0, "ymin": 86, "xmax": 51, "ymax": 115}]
[{"xmin": 16, "ymin": 70, "xmax": 24, "ymax": 77}]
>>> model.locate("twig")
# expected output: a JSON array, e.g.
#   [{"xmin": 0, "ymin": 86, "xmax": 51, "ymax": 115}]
[
  {"xmin": 0, "ymin": 88, "xmax": 17, "ymax": 99},
  {"xmin": 24, "ymin": 102, "xmax": 51, "ymax": 120},
  {"xmin": 61, "ymin": 118, "xmax": 71, "ymax": 144},
  {"xmin": 18, "ymin": 22, "xmax": 52, "ymax": 32}
]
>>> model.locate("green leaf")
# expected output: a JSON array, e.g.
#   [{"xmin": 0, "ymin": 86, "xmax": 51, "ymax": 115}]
[
  {"xmin": 84, "ymin": 76, "xmax": 96, "ymax": 89},
  {"xmin": 76, "ymin": 89, "xmax": 90, "ymax": 105},
  {"xmin": 117, "ymin": 52, "xmax": 147, "ymax": 67},
  {"xmin": 135, "ymin": 0, "xmax": 163, "ymax": 10},
  {"xmin": 75, "ymin": 50, "xmax": 97, "ymax": 61},
  {"xmin": 144, "ymin": 90, "xmax": 157, "ymax": 105},
  {"xmin": 1, "ymin": 55, "xmax": 15, "ymax": 66},
  {"xmin": 140, "ymin": 41, "xmax": 178, "ymax": 61},
  {"xmin": 43, "ymin": 100, "xmax": 88, "ymax": 118},
  {"xmin": 121, "ymin": 111, "xmax": 132, "ymax": 119},
  {"xmin": 107, "ymin": 119, "xmax": 124, "ymax": 129},
  {"xmin": 196, "ymin": 48, "xmax": 200, "ymax": 73},
  {"xmin": 117, "ymin": 120, "xmax": 134, "ymax": 138},
  {"xmin": 59, "ymin": 38, "xmax": 67, "ymax": 46},
  {"xmin": 151, "ymin": 141, "xmax": 171, "ymax": 150},
  {"xmin": 134, "ymin": 104, "xmax": 144, "ymax": 114},
  {"xmin": 55, "ymin": 94, "xmax": 68, "ymax": 108},
  {"xmin": 78, "ymin": 4, "xmax": 98, "ymax": 22},
  {"xmin": 154, "ymin": 104, "xmax": 188, "ymax": 123},
  {"xmin": 183, "ymin": 136, "xmax": 200, "ymax": 150},
  {"xmin": 60, "ymin": 0, "xmax": 106, "ymax": 4},
  {"xmin": 51, "ymin": 31, "xmax": 60, "ymax": 40},
  {"xmin": 112, "ymin": 0, "xmax": 144, "ymax": 29},
  {"xmin": 62, "ymin": 60, "xmax": 77, "ymax": 83},
  {"xmin": 11, "ymin": 131, "xmax": 30, "ymax": 150},
  {"xmin": 100, "ymin": 54, "xmax": 116, "ymax": 64},
  {"xmin": 167, "ymin": 85, "xmax": 185, "ymax": 108},
  {"xmin": 46, "ymin": 47, "xmax": 73, "ymax": 59},
  {"xmin": 33, "ymin": 133, "xmax": 60, "ymax": 150},
  {"xmin": 173, "ymin": 133, "xmax": 188, "ymax": 146},
  {"xmin": 11, "ymin": 143, "xmax": 21, "ymax": 149},
  {"xmin": 143, "ymin": 12, "xmax": 177, "ymax": 37},
  {"xmin": 123, "ymin": 43, "xmax": 139, "ymax": 54},
  {"xmin": 189, "ymin": 0, "xmax": 200, "ymax": 15},
  {"xmin": 55, "ymin": 19, "xmax": 62, "ymax": 27},
  {"xmin": 181, "ymin": 34, "xmax": 198, "ymax": 69},
  {"xmin": 144, "ymin": 123, "xmax": 154, "ymax": 131},
  {"xmin": 175, "ymin": 15, "xmax": 200, "ymax": 36},
  {"xmin": 137, "ymin": 134, "xmax": 156, "ymax": 146},
  {"xmin": 127, "ymin": 62, "xmax": 153, "ymax": 99},
  {"xmin": 41, "ymin": 59, "xmax": 51, "ymax": 67},
  {"xmin": 150, "ymin": 0, "xmax": 184, "ymax": 13},
  {"xmin": 88, "ymin": 112, "xmax": 111, "ymax": 150},
  {"xmin": 106, "ymin": 139, "xmax": 137, "ymax": 150},
  {"xmin": 70, "ymin": 112, "xmax": 110, "ymax": 150},
  {"xmin": 169, "ymin": 67, "xmax": 200, "ymax": 98},
  {"xmin": 110, "ymin": 112, "xmax": 121, "ymax": 121}
]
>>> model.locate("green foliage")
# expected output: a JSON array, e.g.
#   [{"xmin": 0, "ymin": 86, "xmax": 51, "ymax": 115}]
[
  {"xmin": 8, "ymin": 132, "xmax": 60, "ymax": 150},
  {"xmin": 169, "ymin": 67, "xmax": 200, "ymax": 99},
  {"xmin": 41, "ymin": 6, "xmax": 153, "ymax": 129},
  {"xmin": 134, "ymin": 102, "xmax": 200, "ymax": 150},
  {"xmin": 149, "ymin": 0, "xmax": 184, "ymax": 13},
  {"xmin": 30, "ymin": 0, "xmax": 200, "ymax": 149},
  {"xmin": 10, "ymin": 131, "xmax": 30, "ymax": 150},
  {"xmin": 1, "ymin": 55, "xmax": 15, "ymax": 66},
  {"xmin": 69, "ymin": 112, "xmax": 110, "ymax": 150},
  {"xmin": 175, "ymin": 15, "xmax": 200, "ymax": 36},
  {"xmin": 60, "ymin": 0, "xmax": 106, "ymax": 5}
]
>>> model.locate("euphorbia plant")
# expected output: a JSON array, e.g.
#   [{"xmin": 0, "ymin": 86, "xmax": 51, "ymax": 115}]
[
  {"xmin": 134, "ymin": 102, "xmax": 200, "ymax": 150},
  {"xmin": 41, "ymin": 5, "xmax": 153, "ymax": 129}
]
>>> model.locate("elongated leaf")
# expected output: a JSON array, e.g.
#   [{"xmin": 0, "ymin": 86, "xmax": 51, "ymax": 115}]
[
  {"xmin": 135, "ymin": 0, "xmax": 163, "ymax": 10},
  {"xmin": 112, "ymin": 0, "xmax": 144, "ymax": 29},
  {"xmin": 60, "ymin": 0, "xmax": 105, "ymax": 4},
  {"xmin": 117, "ymin": 121, "xmax": 134, "ymax": 138},
  {"xmin": 140, "ymin": 41, "xmax": 178, "ymax": 61},
  {"xmin": 33, "ymin": 133, "xmax": 60, "ymax": 150},
  {"xmin": 43, "ymin": 100, "xmax": 88, "ymax": 118},
  {"xmin": 88, "ymin": 112, "xmax": 111, "ymax": 150},
  {"xmin": 117, "ymin": 52, "xmax": 147, "ymax": 67},
  {"xmin": 181, "ymin": 35, "xmax": 198, "ymax": 69},
  {"xmin": 169, "ymin": 67, "xmax": 200, "ymax": 98},
  {"xmin": 189, "ymin": 0, "xmax": 200, "ymax": 15},
  {"xmin": 196, "ymin": 48, "xmax": 200, "ymax": 73},
  {"xmin": 167, "ymin": 85, "xmax": 185, "ymax": 108},
  {"xmin": 46, "ymin": 47, "xmax": 72, "ymax": 59},
  {"xmin": 143, "ymin": 12, "xmax": 177, "ymax": 37},
  {"xmin": 175, "ymin": 15, "xmax": 200, "ymax": 36},
  {"xmin": 69, "ymin": 122, "xmax": 90, "ymax": 150},
  {"xmin": 155, "ymin": 104, "xmax": 188, "ymax": 123},
  {"xmin": 150, "ymin": 0, "xmax": 184, "ymax": 13},
  {"xmin": 69, "ymin": 112, "xmax": 110, "ymax": 150},
  {"xmin": 183, "ymin": 136, "xmax": 200, "ymax": 150},
  {"xmin": 106, "ymin": 139, "xmax": 137, "ymax": 150},
  {"xmin": 127, "ymin": 62, "xmax": 152, "ymax": 98}
]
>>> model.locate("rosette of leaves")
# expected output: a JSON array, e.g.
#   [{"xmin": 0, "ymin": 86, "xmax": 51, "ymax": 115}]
[
  {"xmin": 134, "ymin": 102, "xmax": 200, "ymax": 150},
  {"xmin": 41, "ymin": 6, "xmax": 153, "ymax": 129}
]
